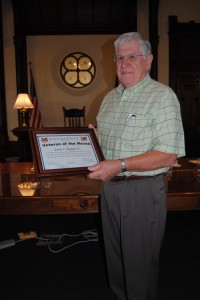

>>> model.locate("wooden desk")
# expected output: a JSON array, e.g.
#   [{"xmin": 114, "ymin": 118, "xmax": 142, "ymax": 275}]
[
  {"xmin": 0, "ymin": 160, "xmax": 200, "ymax": 215},
  {"xmin": 166, "ymin": 159, "xmax": 200, "ymax": 211},
  {"xmin": 0, "ymin": 162, "xmax": 101, "ymax": 215}
]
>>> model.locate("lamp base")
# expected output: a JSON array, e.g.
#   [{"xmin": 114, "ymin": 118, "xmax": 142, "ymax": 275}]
[
  {"xmin": 20, "ymin": 108, "xmax": 29, "ymax": 127},
  {"xmin": 21, "ymin": 121, "xmax": 28, "ymax": 127}
]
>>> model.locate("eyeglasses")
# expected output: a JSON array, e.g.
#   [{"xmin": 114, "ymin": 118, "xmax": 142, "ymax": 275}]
[{"xmin": 114, "ymin": 54, "xmax": 144, "ymax": 63}]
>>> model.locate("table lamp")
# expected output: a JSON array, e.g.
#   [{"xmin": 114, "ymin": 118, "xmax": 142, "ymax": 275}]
[
  {"xmin": 14, "ymin": 93, "xmax": 34, "ymax": 127},
  {"xmin": 18, "ymin": 181, "xmax": 38, "ymax": 196}
]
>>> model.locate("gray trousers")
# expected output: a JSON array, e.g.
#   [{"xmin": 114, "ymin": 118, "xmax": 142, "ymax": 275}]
[{"xmin": 100, "ymin": 175, "xmax": 166, "ymax": 300}]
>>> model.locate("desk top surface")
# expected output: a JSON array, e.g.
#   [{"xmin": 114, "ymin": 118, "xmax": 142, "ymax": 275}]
[
  {"xmin": 0, "ymin": 162, "xmax": 102, "ymax": 198},
  {"xmin": 0, "ymin": 159, "xmax": 200, "ymax": 198}
]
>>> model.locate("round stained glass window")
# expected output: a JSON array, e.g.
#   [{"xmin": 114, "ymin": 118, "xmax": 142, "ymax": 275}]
[{"xmin": 60, "ymin": 52, "xmax": 96, "ymax": 88}]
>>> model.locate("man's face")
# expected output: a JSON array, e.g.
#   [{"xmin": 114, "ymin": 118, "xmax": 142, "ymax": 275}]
[{"xmin": 115, "ymin": 40, "xmax": 153, "ymax": 88}]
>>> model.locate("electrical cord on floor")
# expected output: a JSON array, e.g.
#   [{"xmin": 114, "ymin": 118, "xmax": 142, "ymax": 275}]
[
  {"xmin": 48, "ymin": 229, "xmax": 99, "ymax": 254},
  {"xmin": 0, "ymin": 229, "xmax": 99, "ymax": 253}
]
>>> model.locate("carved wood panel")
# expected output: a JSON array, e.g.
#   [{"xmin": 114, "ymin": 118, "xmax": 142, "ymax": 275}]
[{"xmin": 176, "ymin": 72, "xmax": 200, "ymax": 157}]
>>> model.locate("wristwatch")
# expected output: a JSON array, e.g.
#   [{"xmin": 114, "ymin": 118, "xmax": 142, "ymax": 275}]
[{"xmin": 119, "ymin": 159, "xmax": 127, "ymax": 173}]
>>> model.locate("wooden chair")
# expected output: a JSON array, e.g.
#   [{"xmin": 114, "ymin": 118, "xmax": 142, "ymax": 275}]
[{"xmin": 63, "ymin": 106, "xmax": 86, "ymax": 127}]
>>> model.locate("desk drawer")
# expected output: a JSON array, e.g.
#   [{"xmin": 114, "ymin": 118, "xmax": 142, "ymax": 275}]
[
  {"xmin": 53, "ymin": 197, "xmax": 99, "ymax": 213},
  {"xmin": 167, "ymin": 195, "xmax": 200, "ymax": 211},
  {"xmin": 0, "ymin": 198, "xmax": 52, "ymax": 215}
]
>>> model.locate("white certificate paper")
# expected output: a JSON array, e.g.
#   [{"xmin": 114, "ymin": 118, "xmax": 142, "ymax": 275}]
[{"xmin": 36, "ymin": 133, "xmax": 99, "ymax": 170}]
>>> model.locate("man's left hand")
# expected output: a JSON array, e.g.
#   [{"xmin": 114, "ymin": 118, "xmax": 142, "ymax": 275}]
[{"xmin": 88, "ymin": 160, "xmax": 121, "ymax": 181}]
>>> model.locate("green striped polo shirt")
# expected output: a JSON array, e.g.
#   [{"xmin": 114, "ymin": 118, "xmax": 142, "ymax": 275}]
[{"xmin": 96, "ymin": 74, "xmax": 185, "ymax": 176}]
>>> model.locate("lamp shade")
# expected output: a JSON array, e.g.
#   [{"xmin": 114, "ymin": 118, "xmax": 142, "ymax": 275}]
[{"xmin": 14, "ymin": 93, "xmax": 34, "ymax": 109}]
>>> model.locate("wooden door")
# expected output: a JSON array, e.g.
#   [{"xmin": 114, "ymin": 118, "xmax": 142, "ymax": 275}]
[{"xmin": 169, "ymin": 16, "xmax": 200, "ymax": 157}]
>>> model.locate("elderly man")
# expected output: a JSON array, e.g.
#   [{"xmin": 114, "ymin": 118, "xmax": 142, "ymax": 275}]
[{"xmin": 88, "ymin": 32, "xmax": 185, "ymax": 300}]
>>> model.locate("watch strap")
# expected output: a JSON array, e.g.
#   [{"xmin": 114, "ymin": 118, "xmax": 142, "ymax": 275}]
[{"xmin": 119, "ymin": 159, "xmax": 127, "ymax": 173}]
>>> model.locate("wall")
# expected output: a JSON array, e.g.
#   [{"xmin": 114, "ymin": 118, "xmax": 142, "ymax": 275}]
[
  {"xmin": 26, "ymin": 35, "xmax": 117, "ymax": 128},
  {"xmin": 2, "ymin": 0, "xmax": 200, "ymax": 141},
  {"xmin": 137, "ymin": 0, "xmax": 149, "ymax": 38}
]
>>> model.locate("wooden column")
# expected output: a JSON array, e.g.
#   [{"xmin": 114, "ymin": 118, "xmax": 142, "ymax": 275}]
[
  {"xmin": 12, "ymin": 0, "xmax": 28, "ymax": 127},
  {"xmin": 149, "ymin": 0, "xmax": 160, "ymax": 80}
]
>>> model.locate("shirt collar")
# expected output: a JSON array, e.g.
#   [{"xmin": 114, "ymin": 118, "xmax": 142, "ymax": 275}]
[{"xmin": 116, "ymin": 73, "xmax": 151, "ymax": 95}]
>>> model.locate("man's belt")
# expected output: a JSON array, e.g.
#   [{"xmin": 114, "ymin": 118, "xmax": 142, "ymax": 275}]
[{"xmin": 110, "ymin": 174, "xmax": 162, "ymax": 182}]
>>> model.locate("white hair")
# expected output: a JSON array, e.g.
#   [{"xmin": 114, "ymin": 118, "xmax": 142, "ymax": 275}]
[{"xmin": 114, "ymin": 32, "xmax": 152, "ymax": 56}]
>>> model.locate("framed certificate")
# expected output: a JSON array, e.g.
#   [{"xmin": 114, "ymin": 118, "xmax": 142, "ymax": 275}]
[{"xmin": 29, "ymin": 128, "xmax": 104, "ymax": 176}]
